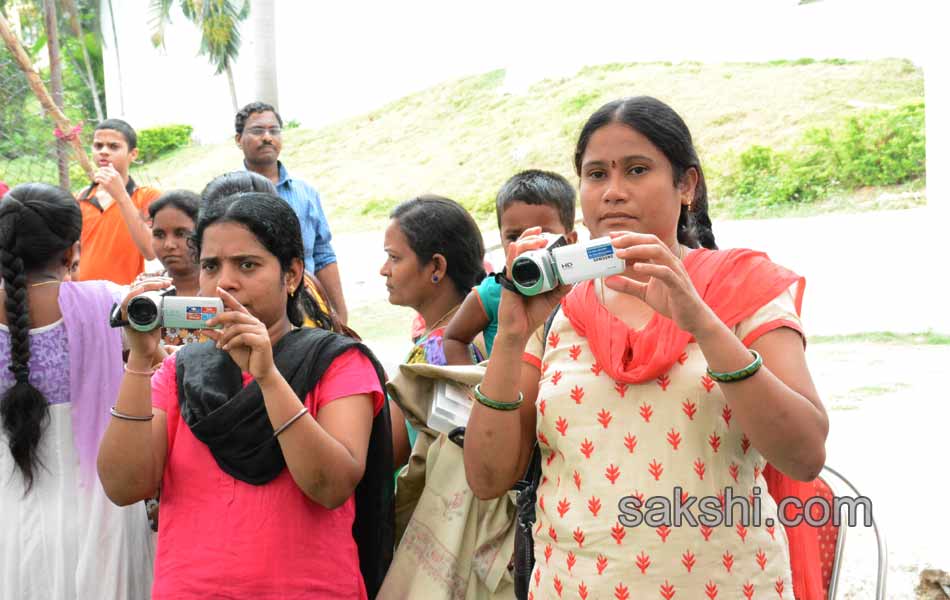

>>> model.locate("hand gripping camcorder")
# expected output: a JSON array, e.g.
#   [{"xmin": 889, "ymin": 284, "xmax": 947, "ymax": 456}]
[
  {"xmin": 510, "ymin": 234, "xmax": 626, "ymax": 296},
  {"xmin": 124, "ymin": 288, "xmax": 224, "ymax": 332}
]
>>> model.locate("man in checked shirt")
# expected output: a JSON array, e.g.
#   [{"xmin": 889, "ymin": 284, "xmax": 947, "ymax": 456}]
[{"xmin": 235, "ymin": 101, "xmax": 348, "ymax": 323}]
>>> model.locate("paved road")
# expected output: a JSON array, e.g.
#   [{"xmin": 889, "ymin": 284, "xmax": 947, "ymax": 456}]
[{"xmin": 336, "ymin": 206, "xmax": 949, "ymax": 337}]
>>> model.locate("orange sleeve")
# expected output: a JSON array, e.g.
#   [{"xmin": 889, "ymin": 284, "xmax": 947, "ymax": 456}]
[
  {"xmin": 521, "ymin": 325, "xmax": 545, "ymax": 369},
  {"xmin": 134, "ymin": 187, "xmax": 162, "ymax": 213}
]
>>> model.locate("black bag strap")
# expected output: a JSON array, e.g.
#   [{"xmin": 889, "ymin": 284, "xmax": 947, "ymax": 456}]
[{"xmin": 512, "ymin": 303, "xmax": 561, "ymax": 600}]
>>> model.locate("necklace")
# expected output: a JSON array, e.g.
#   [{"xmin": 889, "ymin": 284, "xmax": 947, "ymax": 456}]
[
  {"xmin": 27, "ymin": 273, "xmax": 63, "ymax": 288},
  {"xmin": 419, "ymin": 304, "xmax": 460, "ymax": 340}
]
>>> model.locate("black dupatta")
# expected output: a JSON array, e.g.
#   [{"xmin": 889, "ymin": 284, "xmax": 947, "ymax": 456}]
[{"xmin": 174, "ymin": 327, "xmax": 394, "ymax": 598}]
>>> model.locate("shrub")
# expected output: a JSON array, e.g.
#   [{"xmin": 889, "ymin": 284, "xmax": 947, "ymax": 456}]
[
  {"xmin": 137, "ymin": 124, "xmax": 193, "ymax": 163},
  {"xmin": 718, "ymin": 103, "xmax": 925, "ymax": 206},
  {"xmin": 816, "ymin": 102, "xmax": 925, "ymax": 188}
]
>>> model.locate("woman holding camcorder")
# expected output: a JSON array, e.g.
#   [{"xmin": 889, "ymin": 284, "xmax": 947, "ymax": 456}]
[
  {"xmin": 97, "ymin": 191, "xmax": 393, "ymax": 599},
  {"xmin": 464, "ymin": 97, "xmax": 829, "ymax": 599}
]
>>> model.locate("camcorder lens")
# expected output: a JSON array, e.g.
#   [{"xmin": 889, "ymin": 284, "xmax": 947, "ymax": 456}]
[
  {"xmin": 511, "ymin": 258, "xmax": 542, "ymax": 287},
  {"xmin": 127, "ymin": 296, "xmax": 159, "ymax": 328}
]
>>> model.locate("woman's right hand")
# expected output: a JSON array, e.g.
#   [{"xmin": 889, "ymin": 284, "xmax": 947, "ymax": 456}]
[
  {"xmin": 120, "ymin": 277, "xmax": 172, "ymax": 360},
  {"xmin": 496, "ymin": 227, "xmax": 572, "ymax": 342}
]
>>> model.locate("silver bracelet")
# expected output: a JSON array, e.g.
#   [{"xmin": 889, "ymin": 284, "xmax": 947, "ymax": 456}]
[
  {"xmin": 110, "ymin": 406, "xmax": 154, "ymax": 421},
  {"xmin": 273, "ymin": 407, "xmax": 309, "ymax": 438}
]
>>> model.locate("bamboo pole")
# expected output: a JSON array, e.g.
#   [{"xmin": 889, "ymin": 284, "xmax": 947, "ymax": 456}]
[
  {"xmin": 0, "ymin": 11, "xmax": 95, "ymax": 180},
  {"xmin": 44, "ymin": 0, "xmax": 70, "ymax": 189}
]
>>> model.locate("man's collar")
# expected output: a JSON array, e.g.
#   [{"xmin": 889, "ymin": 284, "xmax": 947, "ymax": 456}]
[
  {"xmin": 276, "ymin": 161, "xmax": 290, "ymax": 186},
  {"xmin": 79, "ymin": 175, "xmax": 137, "ymax": 209},
  {"xmin": 243, "ymin": 160, "xmax": 289, "ymax": 186}
]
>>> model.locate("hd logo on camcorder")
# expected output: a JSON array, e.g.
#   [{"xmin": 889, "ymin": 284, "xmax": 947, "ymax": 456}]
[{"xmin": 186, "ymin": 306, "xmax": 218, "ymax": 321}]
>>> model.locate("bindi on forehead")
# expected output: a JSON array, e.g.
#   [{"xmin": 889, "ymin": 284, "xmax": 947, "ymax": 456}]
[{"xmin": 611, "ymin": 159, "xmax": 617, "ymax": 168}]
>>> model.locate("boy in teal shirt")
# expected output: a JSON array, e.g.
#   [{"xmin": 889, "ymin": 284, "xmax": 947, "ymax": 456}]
[{"xmin": 443, "ymin": 170, "xmax": 577, "ymax": 363}]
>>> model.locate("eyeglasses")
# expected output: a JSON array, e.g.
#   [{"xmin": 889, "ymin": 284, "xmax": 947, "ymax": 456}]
[{"xmin": 245, "ymin": 126, "xmax": 282, "ymax": 137}]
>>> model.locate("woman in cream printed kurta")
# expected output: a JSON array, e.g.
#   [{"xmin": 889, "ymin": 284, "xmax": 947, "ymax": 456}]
[
  {"xmin": 464, "ymin": 96, "xmax": 828, "ymax": 600},
  {"xmin": 524, "ymin": 282, "xmax": 802, "ymax": 599}
]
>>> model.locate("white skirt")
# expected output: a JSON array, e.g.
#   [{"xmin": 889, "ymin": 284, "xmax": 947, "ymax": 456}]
[{"xmin": 0, "ymin": 403, "xmax": 155, "ymax": 599}]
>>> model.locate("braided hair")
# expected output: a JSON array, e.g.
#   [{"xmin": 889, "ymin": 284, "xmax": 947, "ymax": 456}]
[
  {"xmin": 0, "ymin": 183, "xmax": 82, "ymax": 491},
  {"xmin": 574, "ymin": 97, "xmax": 718, "ymax": 250}
]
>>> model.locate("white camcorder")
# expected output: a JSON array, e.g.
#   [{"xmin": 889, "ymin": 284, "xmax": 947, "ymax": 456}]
[
  {"xmin": 510, "ymin": 234, "xmax": 626, "ymax": 296},
  {"xmin": 126, "ymin": 289, "xmax": 224, "ymax": 332}
]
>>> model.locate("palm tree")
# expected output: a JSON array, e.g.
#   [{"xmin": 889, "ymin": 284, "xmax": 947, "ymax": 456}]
[
  {"xmin": 250, "ymin": 0, "xmax": 276, "ymax": 108},
  {"xmin": 61, "ymin": 0, "xmax": 104, "ymax": 120},
  {"xmin": 149, "ymin": 0, "xmax": 249, "ymax": 112}
]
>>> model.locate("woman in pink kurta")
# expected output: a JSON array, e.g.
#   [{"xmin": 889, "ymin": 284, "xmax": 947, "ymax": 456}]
[
  {"xmin": 98, "ymin": 191, "xmax": 393, "ymax": 598},
  {"xmin": 148, "ymin": 348, "xmax": 383, "ymax": 598},
  {"xmin": 465, "ymin": 97, "xmax": 829, "ymax": 600}
]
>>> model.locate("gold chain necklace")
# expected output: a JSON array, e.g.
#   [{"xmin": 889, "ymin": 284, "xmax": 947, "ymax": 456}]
[
  {"xmin": 27, "ymin": 273, "xmax": 63, "ymax": 288},
  {"xmin": 420, "ymin": 304, "xmax": 460, "ymax": 340}
]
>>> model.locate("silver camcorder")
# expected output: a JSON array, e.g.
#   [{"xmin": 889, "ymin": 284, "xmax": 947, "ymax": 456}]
[
  {"xmin": 510, "ymin": 234, "xmax": 625, "ymax": 296},
  {"xmin": 126, "ymin": 289, "xmax": 224, "ymax": 332}
]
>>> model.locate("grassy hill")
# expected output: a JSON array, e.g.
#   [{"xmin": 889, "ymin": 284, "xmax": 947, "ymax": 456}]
[{"xmin": 140, "ymin": 58, "xmax": 925, "ymax": 232}]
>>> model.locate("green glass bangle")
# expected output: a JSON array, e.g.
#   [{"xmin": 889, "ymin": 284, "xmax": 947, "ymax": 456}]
[
  {"xmin": 473, "ymin": 384, "xmax": 523, "ymax": 411},
  {"xmin": 706, "ymin": 349, "xmax": 763, "ymax": 383}
]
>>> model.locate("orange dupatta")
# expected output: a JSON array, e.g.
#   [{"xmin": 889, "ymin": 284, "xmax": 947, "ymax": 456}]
[{"xmin": 560, "ymin": 247, "xmax": 822, "ymax": 600}]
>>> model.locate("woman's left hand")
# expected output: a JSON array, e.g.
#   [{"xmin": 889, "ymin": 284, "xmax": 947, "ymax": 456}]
[
  {"xmin": 604, "ymin": 232, "xmax": 715, "ymax": 335},
  {"xmin": 204, "ymin": 288, "xmax": 277, "ymax": 380}
]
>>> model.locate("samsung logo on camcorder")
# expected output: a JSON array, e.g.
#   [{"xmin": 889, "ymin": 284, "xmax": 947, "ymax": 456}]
[{"xmin": 586, "ymin": 244, "xmax": 614, "ymax": 260}]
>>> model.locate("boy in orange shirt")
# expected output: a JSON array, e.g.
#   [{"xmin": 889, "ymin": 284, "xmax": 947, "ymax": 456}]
[{"xmin": 76, "ymin": 119, "xmax": 160, "ymax": 284}]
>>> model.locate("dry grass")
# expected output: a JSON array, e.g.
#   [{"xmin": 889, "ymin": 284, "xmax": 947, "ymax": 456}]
[{"xmin": 139, "ymin": 58, "xmax": 925, "ymax": 232}]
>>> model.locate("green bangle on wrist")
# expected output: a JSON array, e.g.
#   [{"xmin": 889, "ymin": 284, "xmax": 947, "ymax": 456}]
[
  {"xmin": 706, "ymin": 349, "xmax": 763, "ymax": 383},
  {"xmin": 473, "ymin": 384, "xmax": 523, "ymax": 411}
]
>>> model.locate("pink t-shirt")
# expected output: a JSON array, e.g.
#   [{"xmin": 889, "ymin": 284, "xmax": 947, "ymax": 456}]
[{"xmin": 150, "ymin": 348, "xmax": 384, "ymax": 599}]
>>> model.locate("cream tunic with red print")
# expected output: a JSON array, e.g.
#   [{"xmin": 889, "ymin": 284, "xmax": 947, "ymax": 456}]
[{"xmin": 525, "ymin": 284, "xmax": 802, "ymax": 600}]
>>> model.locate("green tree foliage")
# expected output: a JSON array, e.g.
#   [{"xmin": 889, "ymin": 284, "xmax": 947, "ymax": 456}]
[
  {"xmin": 149, "ymin": 0, "xmax": 249, "ymax": 110},
  {"xmin": 137, "ymin": 124, "xmax": 193, "ymax": 162}
]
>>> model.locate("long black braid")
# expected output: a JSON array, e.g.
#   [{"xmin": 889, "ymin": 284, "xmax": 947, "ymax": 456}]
[{"xmin": 0, "ymin": 183, "xmax": 82, "ymax": 491}]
